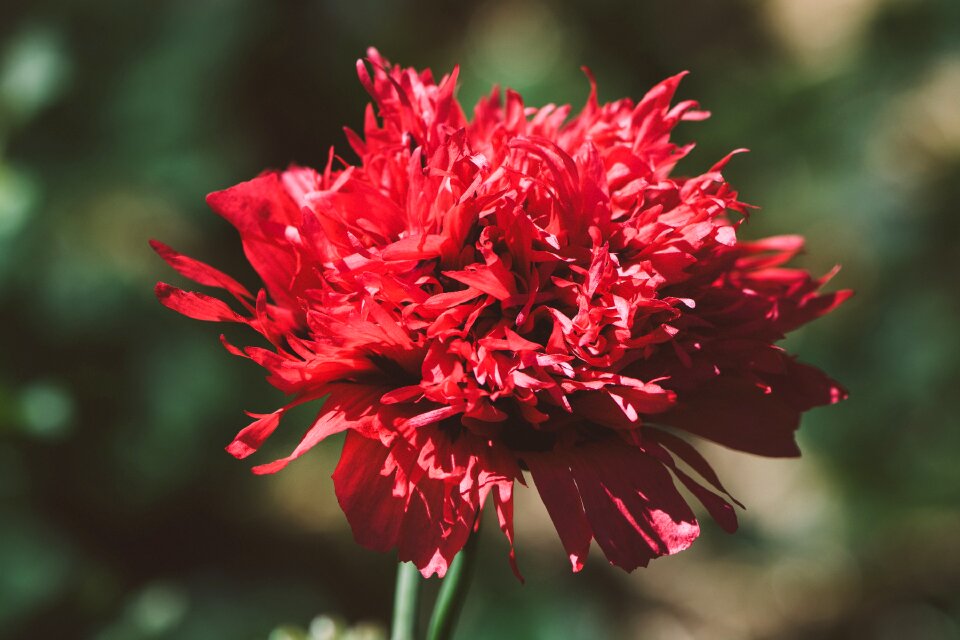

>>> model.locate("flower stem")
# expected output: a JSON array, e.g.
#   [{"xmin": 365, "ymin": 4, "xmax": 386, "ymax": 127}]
[
  {"xmin": 390, "ymin": 561, "xmax": 421, "ymax": 640},
  {"xmin": 426, "ymin": 532, "xmax": 480, "ymax": 640}
]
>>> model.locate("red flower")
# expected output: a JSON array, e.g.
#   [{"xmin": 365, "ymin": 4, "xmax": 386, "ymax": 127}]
[{"xmin": 154, "ymin": 49, "xmax": 850, "ymax": 579}]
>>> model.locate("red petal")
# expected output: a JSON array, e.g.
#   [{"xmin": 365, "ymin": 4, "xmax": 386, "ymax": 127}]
[
  {"xmin": 150, "ymin": 240, "xmax": 253, "ymax": 301},
  {"xmin": 227, "ymin": 411, "xmax": 283, "ymax": 459},
  {"xmin": 381, "ymin": 234, "xmax": 448, "ymax": 260},
  {"xmin": 155, "ymin": 283, "xmax": 245, "ymax": 322},
  {"xmin": 442, "ymin": 265, "xmax": 515, "ymax": 301},
  {"xmin": 206, "ymin": 172, "xmax": 301, "ymax": 228},
  {"xmin": 526, "ymin": 454, "xmax": 592, "ymax": 572},
  {"xmin": 645, "ymin": 428, "xmax": 740, "ymax": 504},
  {"xmin": 493, "ymin": 482, "xmax": 523, "ymax": 582},
  {"xmin": 535, "ymin": 443, "xmax": 701, "ymax": 572},
  {"xmin": 332, "ymin": 431, "xmax": 478, "ymax": 579},
  {"xmin": 573, "ymin": 458, "xmax": 658, "ymax": 571},
  {"xmin": 206, "ymin": 173, "xmax": 302, "ymax": 305},
  {"xmin": 396, "ymin": 405, "xmax": 462, "ymax": 432},
  {"xmin": 576, "ymin": 445, "xmax": 700, "ymax": 570},
  {"xmin": 332, "ymin": 432, "xmax": 403, "ymax": 551},
  {"xmin": 421, "ymin": 288, "xmax": 483, "ymax": 311},
  {"xmin": 658, "ymin": 375, "xmax": 804, "ymax": 457},
  {"xmin": 670, "ymin": 466, "xmax": 738, "ymax": 533},
  {"xmin": 252, "ymin": 385, "xmax": 383, "ymax": 474},
  {"xmin": 607, "ymin": 384, "xmax": 677, "ymax": 420}
]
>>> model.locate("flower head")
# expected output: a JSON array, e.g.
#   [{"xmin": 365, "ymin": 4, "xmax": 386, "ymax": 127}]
[{"xmin": 154, "ymin": 49, "xmax": 850, "ymax": 579}]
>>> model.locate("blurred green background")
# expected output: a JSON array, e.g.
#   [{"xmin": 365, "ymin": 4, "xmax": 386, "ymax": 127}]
[{"xmin": 2, "ymin": 0, "xmax": 959, "ymax": 638}]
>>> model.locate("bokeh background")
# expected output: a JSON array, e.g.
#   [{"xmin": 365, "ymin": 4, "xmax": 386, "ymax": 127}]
[{"xmin": 2, "ymin": 0, "xmax": 959, "ymax": 638}]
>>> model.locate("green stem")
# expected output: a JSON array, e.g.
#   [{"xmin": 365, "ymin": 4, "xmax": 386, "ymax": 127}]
[
  {"xmin": 390, "ymin": 561, "xmax": 422, "ymax": 640},
  {"xmin": 426, "ymin": 532, "xmax": 480, "ymax": 640}
]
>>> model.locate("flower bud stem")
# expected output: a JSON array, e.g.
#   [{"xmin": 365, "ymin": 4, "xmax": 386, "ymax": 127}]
[
  {"xmin": 426, "ymin": 531, "xmax": 480, "ymax": 640},
  {"xmin": 390, "ymin": 561, "xmax": 421, "ymax": 640}
]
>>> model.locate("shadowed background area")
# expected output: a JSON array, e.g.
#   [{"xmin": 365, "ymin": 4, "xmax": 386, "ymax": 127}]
[{"xmin": 1, "ymin": 0, "xmax": 959, "ymax": 638}]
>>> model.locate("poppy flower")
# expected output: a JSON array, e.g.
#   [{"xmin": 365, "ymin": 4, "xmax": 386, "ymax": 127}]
[{"xmin": 154, "ymin": 49, "xmax": 850, "ymax": 579}]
